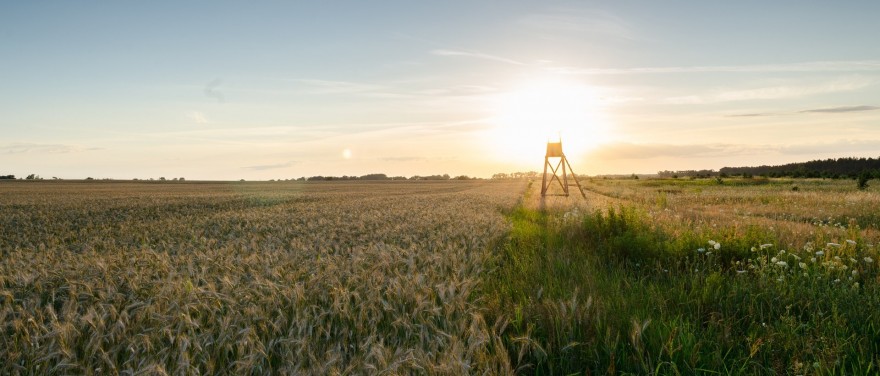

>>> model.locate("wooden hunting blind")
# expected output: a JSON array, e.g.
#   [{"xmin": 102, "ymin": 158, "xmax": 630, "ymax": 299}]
[{"xmin": 541, "ymin": 139, "xmax": 586, "ymax": 198}]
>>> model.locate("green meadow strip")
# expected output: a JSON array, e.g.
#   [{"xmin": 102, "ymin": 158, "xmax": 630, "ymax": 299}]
[{"xmin": 483, "ymin": 187, "xmax": 880, "ymax": 375}]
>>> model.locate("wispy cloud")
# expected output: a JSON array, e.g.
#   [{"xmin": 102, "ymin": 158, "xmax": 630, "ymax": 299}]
[
  {"xmin": 666, "ymin": 77, "xmax": 875, "ymax": 104},
  {"xmin": 186, "ymin": 111, "xmax": 209, "ymax": 124},
  {"xmin": 551, "ymin": 60, "xmax": 880, "ymax": 76},
  {"xmin": 725, "ymin": 105, "xmax": 879, "ymax": 117},
  {"xmin": 431, "ymin": 49, "xmax": 526, "ymax": 66},
  {"xmin": 1, "ymin": 142, "xmax": 90, "ymax": 154},
  {"xmin": 379, "ymin": 156, "xmax": 428, "ymax": 162},
  {"xmin": 588, "ymin": 139, "xmax": 880, "ymax": 161},
  {"xmin": 204, "ymin": 78, "xmax": 225, "ymax": 103},
  {"xmin": 588, "ymin": 142, "xmax": 773, "ymax": 160},
  {"xmin": 725, "ymin": 112, "xmax": 778, "ymax": 118},
  {"xmin": 781, "ymin": 139, "xmax": 880, "ymax": 155},
  {"xmin": 800, "ymin": 105, "xmax": 879, "ymax": 113},
  {"xmin": 292, "ymin": 79, "xmax": 386, "ymax": 94},
  {"xmin": 243, "ymin": 161, "xmax": 299, "ymax": 171},
  {"xmin": 520, "ymin": 8, "xmax": 637, "ymax": 40}
]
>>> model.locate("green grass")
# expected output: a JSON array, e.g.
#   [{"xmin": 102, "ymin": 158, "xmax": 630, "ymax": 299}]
[{"xmin": 483, "ymin": 184, "xmax": 880, "ymax": 375}]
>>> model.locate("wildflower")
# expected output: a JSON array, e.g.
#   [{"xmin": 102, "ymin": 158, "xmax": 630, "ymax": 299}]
[
  {"xmin": 834, "ymin": 279, "xmax": 840, "ymax": 283},
  {"xmin": 810, "ymin": 257, "xmax": 817, "ymax": 263},
  {"xmin": 778, "ymin": 249, "xmax": 786, "ymax": 255},
  {"xmin": 864, "ymin": 257, "xmax": 874, "ymax": 263},
  {"xmin": 846, "ymin": 239, "xmax": 857, "ymax": 245},
  {"xmin": 736, "ymin": 270, "xmax": 746, "ymax": 274},
  {"xmin": 828, "ymin": 243, "xmax": 841, "ymax": 248},
  {"xmin": 714, "ymin": 242, "xmax": 721, "ymax": 250},
  {"xmin": 697, "ymin": 248, "xmax": 705, "ymax": 253},
  {"xmin": 751, "ymin": 247, "xmax": 757, "ymax": 252},
  {"xmin": 760, "ymin": 243, "xmax": 773, "ymax": 250},
  {"xmin": 777, "ymin": 277, "xmax": 784, "ymax": 282},
  {"xmin": 706, "ymin": 251, "xmax": 713, "ymax": 256},
  {"xmin": 852, "ymin": 270, "xmax": 858, "ymax": 276},
  {"xmin": 776, "ymin": 261, "xmax": 788, "ymax": 267},
  {"xmin": 853, "ymin": 282, "xmax": 860, "ymax": 289},
  {"xmin": 834, "ymin": 256, "xmax": 841, "ymax": 261},
  {"xmin": 771, "ymin": 257, "xmax": 778, "ymax": 263},
  {"xmin": 708, "ymin": 240, "xmax": 717, "ymax": 246},
  {"xmin": 850, "ymin": 258, "xmax": 857, "ymax": 263},
  {"xmin": 799, "ymin": 262, "xmax": 807, "ymax": 269},
  {"xmin": 815, "ymin": 250, "xmax": 825, "ymax": 256}
]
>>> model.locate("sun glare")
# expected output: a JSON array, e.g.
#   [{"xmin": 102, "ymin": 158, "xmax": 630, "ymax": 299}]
[{"xmin": 489, "ymin": 79, "xmax": 609, "ymax": 165}]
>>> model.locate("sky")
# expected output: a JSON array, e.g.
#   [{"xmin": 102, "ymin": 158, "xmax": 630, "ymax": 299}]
[{"xmin": 3, "ymin": 1, "xmax": 880, "ymax": 180}]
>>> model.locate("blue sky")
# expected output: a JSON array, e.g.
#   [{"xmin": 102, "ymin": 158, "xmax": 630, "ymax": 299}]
[{"xmin": 3, "ymin": 1, "xmax": 880, "ymax": 179}]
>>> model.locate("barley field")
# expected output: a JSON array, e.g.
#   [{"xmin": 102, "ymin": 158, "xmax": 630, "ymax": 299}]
[{"xmin": 3, "ymin": 178, "xmax": 880, "ymax": 375}]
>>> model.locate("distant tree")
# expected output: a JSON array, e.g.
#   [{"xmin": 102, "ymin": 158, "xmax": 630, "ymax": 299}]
[
  {"xmin": 26, "ymin": 174, "xmax": 40, "ymax": 180},
  {"xmin": 0, "ymin": 174, "xmax": 14, "ymax": 179},
  {"xmin": 86, "ymin": 177, "xmax": 94, "ymax": 180},
  {"xmin": 360, "ymin": 173, "xmax": 389, "ymax": 180},
  {"xmin": 858, "ymin": 172, "xmax": 871, "ymax": 190},
  {"xmin": 159, "ymin": 177, "xmax": 166, "ymax": 181},
  {"xmin": 179, "ymin": 177, "xmax": 185, "ymax": 181}
]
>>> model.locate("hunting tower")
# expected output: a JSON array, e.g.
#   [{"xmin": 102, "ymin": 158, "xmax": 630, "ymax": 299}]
[{"xmin": 541, "ymin": 139, "xmax": 586, "ymax": 198}]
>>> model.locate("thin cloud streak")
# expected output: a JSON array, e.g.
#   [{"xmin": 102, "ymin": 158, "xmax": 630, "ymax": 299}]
[
  {"xmin": 666, "ymin": 78, "xmax": 875, "ymax": 104},
  {"xmin": 519, "ymin": 8, "xmax": 637, "ymax": 40},
  {"xmin": 243, "ymin": 161, "xmax": 299, "ymax": 171},
  {"xmin": 551, "ymin": 60, "xmax": 880, "ymax": 76},
  {"xmin": 431, "ymin": 49, "xmax": 526, "ymax": 66},
  {"xmin": 588, "ymin": 140, "xmax": 880, "ymax": 161},
  {"xmin": 1, "ymin": 142, "xmax": 91, "ymax": 154},
  {"xmin": 801, "ymin": 105, "xmax": 879, "ymax": 113}
]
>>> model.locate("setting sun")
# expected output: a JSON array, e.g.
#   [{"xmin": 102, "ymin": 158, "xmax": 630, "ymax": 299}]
[{"xmin": 489, "ymin": 79, "xmax": 609, "ymax": 164}]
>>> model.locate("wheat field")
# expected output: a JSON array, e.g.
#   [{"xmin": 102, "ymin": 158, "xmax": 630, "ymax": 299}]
[{"xmin": 1, "ymin": 180, "xmax": 525, "ymax": 374}]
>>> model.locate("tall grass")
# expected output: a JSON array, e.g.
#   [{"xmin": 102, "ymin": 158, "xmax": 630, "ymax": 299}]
[{"xmin": 484, "ymin": 179, "xmax": 880, "ymax": 374}]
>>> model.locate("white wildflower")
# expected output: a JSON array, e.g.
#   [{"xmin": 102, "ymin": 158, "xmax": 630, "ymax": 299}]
[
  {"xmin": 714, "ymin": 242, "xmax": 721, "ymax": 250},
  {"xmin": 846, "ymin": 239, "xmax": 857, "ymax": 245},
  {"xmin": 828, "ymin": 243, "xmax": 841, "ymax": 248},
  {"xmin": 760, "ymin": 243, "xmax": 773, "ymax": 250},
  {"xmin": 864, "ymin": 257, "xmax": 874, "ymax": 263},
  {"xmin": 810, "ymin": 257, "xmax": 817, "ymax": 263},
  {"xmin": 816, "ymin": 250, "xmax": 825, "ymax": 256},
  {"xmin": 799, "ymin": 262, "xmax": 807, "ymax": 269},
  {"xmin": 852, "ymin": 270, "xmax": 858, "ymax": 276},
  {"xmin": 776, "ymin": 261, "xmax": 788, "ymax": 267}
]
